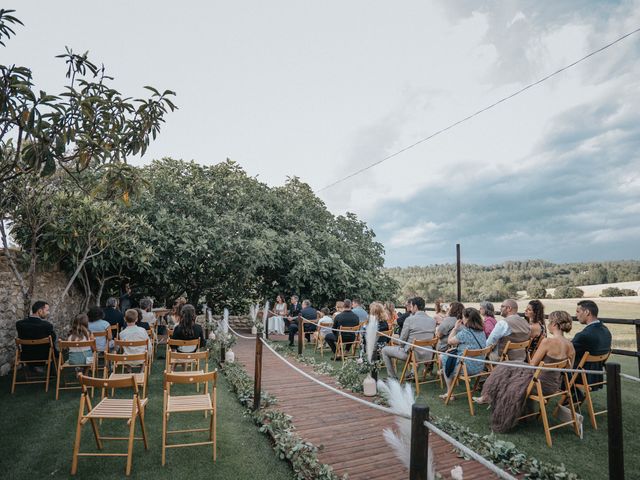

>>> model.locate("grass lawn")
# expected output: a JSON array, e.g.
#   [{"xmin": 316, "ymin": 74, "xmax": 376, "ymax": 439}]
[
  {"xmin": 281, "ymin": 339, "xmax": 640, "ymax": 480},
  {"xmin": 0, "ymin": 349, "xmax": 294, "ymax": 480}
]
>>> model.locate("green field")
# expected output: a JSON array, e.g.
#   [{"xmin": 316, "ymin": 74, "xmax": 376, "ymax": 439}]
[{"xmin": 0, "ymin": 353, "xmax": 294, "ymax": 480}]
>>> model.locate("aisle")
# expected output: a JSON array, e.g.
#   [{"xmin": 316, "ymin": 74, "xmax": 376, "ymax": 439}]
[{"xmin": 233, "ymin": 334, "xmax": 499, "ymax": 480}]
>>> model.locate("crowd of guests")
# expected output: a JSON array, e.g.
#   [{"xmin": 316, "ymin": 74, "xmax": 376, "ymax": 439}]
[{"xmin": 14, "ymin": 294, "xmax": 207, "ymax": 374}]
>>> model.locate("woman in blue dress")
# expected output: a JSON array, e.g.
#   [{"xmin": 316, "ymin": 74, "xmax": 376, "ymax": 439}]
[{"xmin": 440, "ymin": 307, "xmax": 487, "ymax": 400}]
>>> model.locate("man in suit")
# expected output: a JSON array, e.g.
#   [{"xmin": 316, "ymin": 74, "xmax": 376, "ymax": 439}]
[
  {"xmin": 325, "ymin": 299, "xmax": 360, "ymax": 356},
  {"xmin": 572, "ymin": 300, "xmax": 612, "ymax": 389},
  {"xmin": 16, "ymin": 300, "xmax": 58, "ymax": 370},
  {"xmin": 103, "ymin": 297, "xmax": 126, "ymax": 330},
  {"xmin": 382, "ymin": 296, "xmax": 436, "ymax": 378},
  {"xmin": 285, "ymin": 295, "xmax": 301, "ymax": 332},
  {"xmin": 288, "ymin": 299, "xmax": 318, "ymax": 346}
]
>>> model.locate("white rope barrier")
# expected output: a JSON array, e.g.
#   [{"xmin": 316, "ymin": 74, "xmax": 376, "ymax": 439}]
[
  {"xmin": 300, "ymin": 318, "xmax": 606, "ymax": 376},
  {"xmin": 621, "ymin": 373, "xmax": 640, "ymax": 383},
  {"xmin": 226, "ymin": 323, "xmax": 255, "ymax": 340},
  {"xmin": 423, "ymin": 420, "xmax": 518, "ymax": 480}
]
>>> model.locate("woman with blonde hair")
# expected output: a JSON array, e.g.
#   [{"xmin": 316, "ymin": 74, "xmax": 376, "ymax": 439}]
[
  {"xmin": 333, "ymin": 300, "xmax": 345, "ymax": 318},
  {"xmin": 363, "ymin": 301, "xmax": 391, "ymax": 357}
]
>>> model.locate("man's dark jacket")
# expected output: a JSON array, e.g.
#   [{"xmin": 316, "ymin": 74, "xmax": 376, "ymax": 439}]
[{"xmin": 16, "ymin": 316, "xmax": 58, "ymax": 361}]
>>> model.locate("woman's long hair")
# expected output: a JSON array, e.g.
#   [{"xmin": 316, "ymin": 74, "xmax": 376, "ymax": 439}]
[
  {"xmin": 528, "ymin": 300, "xmax": 545, "ymax": 326},
  {"xmin": 448, "ymin": 302, "xmax": 465, "ymax": 320},
  {"xmin": 180, "ymin": 304, "xmax": 197, "ymax": 338},
  {"xmin": 369, "ymin": 301, "xmax": 389, "ymax": 322},
  {"xmin": 463, "ymin": 308, "xmax": 484, "ymax": 331},
  {"xmin": 69, "ymin": 313, "xmax": 91, "ymax": 340}
]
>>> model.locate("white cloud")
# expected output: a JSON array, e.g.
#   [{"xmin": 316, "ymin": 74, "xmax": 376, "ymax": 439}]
[{"xmin": 388, "ymin": 222, "xmax": 441, "ymax": 248}]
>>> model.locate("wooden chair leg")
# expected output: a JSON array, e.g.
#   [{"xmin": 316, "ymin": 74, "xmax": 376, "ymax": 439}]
[
  {"xmin": 444, "ymin": 366, "xmax": 461, "ymax": 405},
  {"xmin": 583, "ymin": 387, "xmax": 598, "ymax": 429},
  {"xmin": 162, "ymin": 411, "xmax": 167, "ymax": 466},
  {"xmin": 11, "ymin": 357, "xmax": 19, "ymax": 394},
  {"xmin": 463, "ymin": 369, "xmax": 475, "ymax": 416},
  {"xmin": 538, "ymin": 399, "xmax": 553, "ymax": 447},
  {"xmin": 71, "ymin": 397, "xmax": 85, "ymax": 475},
  {"xmin": 45, "ymin": 357, "xmax": 52, "ymax": 392},
  {"xmin": 412, "ymin": 359, "xmax": 420, "ymax": 395},
  {"xmin": 125, "ymin": 413, "xmax": 137, "ymax": 476}
]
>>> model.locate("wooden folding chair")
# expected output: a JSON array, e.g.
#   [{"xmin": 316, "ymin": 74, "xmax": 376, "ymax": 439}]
[
  {"xmin": 333, "ymin": 324, "xmax": 362, "ymax": 361},
  {"xmin": 71, "ymin": 374, "xmax": 148, "ymax": 476},
  {"xmin": 166, "ymin": 339, "xmax": 201, "ymax": 371},
  {"xmin": 162, "ymin": 370, "xmax": 217, "ymax": 465},
  {"xmin": 93, "ymin": 330, "xmax": 112, "ymax": 375},
  {"xmin": 499, "ymin": 339, "xmax": 532, "ymax": 362},
  {"xmin": 104, "ymin": 352, "xmax": 149, "ymax": 399},
  {"xmin": 556, "ymin": 351, "xmax": 610, "ymax": 429},
  {"xmin": 108, "ymin": 323, "xmax": 120, "ymax": 340},
  {"xmin": 517, "ymin": 359, "xmax": 580, "ymax": 447},
  {"xmin": 56, "ymin": 339, "xmax": 98, "ymax": 400},
  {"xmin": 314, "ymin": 323, "xmax": 333, "ymax": 357},
  {"xmin": 399, "ymin": 337, "xmax": 443, "ymax": 393},
  {"xmin": 11, "ymin": 336, "xmax": 55, "ymax": 393},
  {"xmin": 444, "ymin": 345, "xmax": 493, "ymax": 415}
]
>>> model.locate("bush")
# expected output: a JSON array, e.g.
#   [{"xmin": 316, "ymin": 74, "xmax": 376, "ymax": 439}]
[
  {"xmin": 553, "ymin": 286, "xmax": 584, "ymax": 299},
  {"xmin": 527, "ymin": 286, "xmax": 547, "ymax": 299},
  {"xmin": 601, "ymin": 287, "xmax": 638, "ymax": 297}
]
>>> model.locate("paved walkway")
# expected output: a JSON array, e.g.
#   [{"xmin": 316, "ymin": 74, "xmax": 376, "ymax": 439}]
[{"xmin": 233, "ymin": 334, "xmax": 499, "ymax": 479}]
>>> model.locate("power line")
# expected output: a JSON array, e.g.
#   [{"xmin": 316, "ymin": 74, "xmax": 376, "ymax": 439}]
[{"xmin": 316, "ymin": 26, "xmax": 640, "ymax": 193}]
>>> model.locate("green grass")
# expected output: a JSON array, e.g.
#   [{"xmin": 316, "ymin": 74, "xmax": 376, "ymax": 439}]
[
  {"xmin": 0, "ymin": 350, "xmax": 294, "ymax": 480},
  {"xmin": 281, "ymin": 340, "xmax": 640, "ymax": 480}
]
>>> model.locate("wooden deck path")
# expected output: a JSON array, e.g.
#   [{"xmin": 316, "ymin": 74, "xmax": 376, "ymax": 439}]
[{"xmin": 233, "ymin": 334, "xmax": 499, "ymax": 480}]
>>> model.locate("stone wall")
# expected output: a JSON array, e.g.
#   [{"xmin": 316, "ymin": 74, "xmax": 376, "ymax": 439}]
[{"xmin": 0, "ymin": 253, "xmax": 84, "ymax": 376}]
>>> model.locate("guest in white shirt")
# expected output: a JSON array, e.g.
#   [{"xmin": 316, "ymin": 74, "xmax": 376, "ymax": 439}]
[{"xmin": 119, "ymin": 309, "xmax": 150, "ymax": 362}]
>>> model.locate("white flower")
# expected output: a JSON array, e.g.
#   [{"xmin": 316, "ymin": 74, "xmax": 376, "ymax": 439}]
[
  {"xmin": 451, "ymin": 465, "xmax": 463, "ymax": 480},
  {"xmin": 208, "ymin": 332, "xmax": 216, "ymax": 340},
  {"xmin": 356, "ymin": 357, "xmax": 364, "ymax": 364}
]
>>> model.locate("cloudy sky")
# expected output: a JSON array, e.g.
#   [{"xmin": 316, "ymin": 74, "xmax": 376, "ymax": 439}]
[{"xmin": 4, "ymin": 1, "xmax": 640, "ymax": 266}]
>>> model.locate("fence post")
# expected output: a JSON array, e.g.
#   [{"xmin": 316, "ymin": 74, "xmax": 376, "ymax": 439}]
[
  {"xmin": 253, "ymin": 333, "xmax": 263, "ymax": 411},
  {"xmin": 456, "ymin": 243, "xmax": 461, "ymax": 302},
  {"xmin": 635, "ymin": 320, "xmax": 640, "ymax": 377},
  {"xmin": 220, "ymin": 345, "xmax": 225, "ymax": 364},
  {"xmin": 410, "ymin": 403, "xmax": 430, "ymax": 480},
  {"xmin": 606, "ymin": 362, "xmax": 624, "ymax": 480},
  {"xmin": 265, "ymin": 315, "xmax": 269, "ymax": 340},
  {"xmin": 298, "ymin": 316, "xmax": 303, "ymax": 355}
]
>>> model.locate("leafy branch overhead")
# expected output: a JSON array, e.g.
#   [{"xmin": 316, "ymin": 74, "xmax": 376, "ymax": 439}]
[{"xmin": 0, "ymin": 9, "xmax": 177, "ymax": 186}]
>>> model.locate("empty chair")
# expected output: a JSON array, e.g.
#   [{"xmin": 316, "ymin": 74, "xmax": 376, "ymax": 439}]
[
  {"xmin": 71, "ymin": 374, "xmax": 148, "ymax": 476},
  {"xmin": 104, "ymin": 351, "xmax": 149, "ymax": 398},
  {"xmin": 162, "ymin": 370, "xmax": 217, "ymax": 465}
]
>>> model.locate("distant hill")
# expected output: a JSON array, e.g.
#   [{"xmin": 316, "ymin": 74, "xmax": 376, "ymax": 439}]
[{"xmin": 385, "ymin": 259, "xmax": 640, "ymax": 303}]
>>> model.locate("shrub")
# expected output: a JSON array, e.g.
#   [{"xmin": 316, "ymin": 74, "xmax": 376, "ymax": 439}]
[
  {"xmin": 553, "ymin": 286, "xmax": 584, "ymax": 299},
  {"xmin": 527, "ymin": 286, "xmax": 547, "ymax": 299},
  {"xmin": 601, "ymin": 287, "xmax": 638, "ymax": 297}
]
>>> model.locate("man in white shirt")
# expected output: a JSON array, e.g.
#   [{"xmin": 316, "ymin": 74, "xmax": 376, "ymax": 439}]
[
  {"xmin": 119, "ymin": 309, "xmax": 151, "ymax": 362},
  {"xmin": 140, "ymin": 298, "xmax": 157, "ymax": 327},
  {"xmin": 486, "ymin": 299, "xmax": 530, "ymax": 361}
]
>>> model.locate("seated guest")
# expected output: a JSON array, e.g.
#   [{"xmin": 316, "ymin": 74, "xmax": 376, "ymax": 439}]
[
  {"xmin": 440, "ymin": 308, "xmax": 487, "ymax": 399},
  {"xmin": 486, "ymin": 299, "xmax": 530, "ymax": 361},
  {"xmin": 473, "ymin": 310, "xmax": 575, "ymax": 432},
  {"xmin": 525, "ymin": 300, "xmax": 546, "ymax": 359},
  {"xmin": 352, "ymin": 297, "xmax": 368, "ymax": 323},
  {"xmin": 164, "ymin": 299, "xmax": 184, "ymax": 328},
  {"xmin": 285, "ymin": 295, "xmax": 302, "ymax": 330},
  {"xmin": 66, "ymin": 314, "xmax": 94, "ymax": 367},
  {"xmin": 317, "ymin": 308, "xmax": 334, "ymax": 337},
  {"xmin": 139, "ymin": 298, "xmax": 157, "ymax": 328},
  {"xmin": 479, "ymin": 301, "xmax": 497, "ymax": 338},
  {"xmin": 436, "ymin": 302, "xmax": 464, "ymax": 352},
  {"xmin": 288, "ymin": 299, "xmax": 318, "ymax": 346},
  {"xmin": 119, "ymin": 282, "xmax": 133, "ymax": 312},
  {"xmin": 16, "ymin": 300, "xmax": 58, "ymax": 369},
  {"xmin": 171, "ymin": 304, "xmax": 206, "ymax": 352},
  {"xmin": 325, "ymin": 299, "xmax": 360, "ymax": 356},
  {"xmin": 381, "ymin": 297, "xmax": 435, "ymax": 378},
  {"xmin": 433, "ymin": 298, "xmax": 446, "ymax": 324},
  {"xmin": 332, "ymin": 301, "xmax": 344, "ymax": 318},
  {"xmin": 87, "ymin": 306, "xmax": 111, "ymax": 352},
  {"xmin": 394, "ymin": 300, "xmax": 412, "ymax": 333},
  {"xmin": 134, "ymin": 308, "xmax": 151, "ymax": 331},
  {"xmin": 119, "ymin": 309, "xmax": 151, "ymax": 359},
  {"xmin": 103, "ymin": 297, "xmax": 126, "ymax": 331},
  {"xmin": 572, "ymin": 300, "xmax": 612, "ymax": 389},
  {"xmin": 385, "ymin": 301, "xmax": 397, "ymax": 327},
  {"xmin": 361, "ymin": 301, "xmax": 390, "ymax": 360}
]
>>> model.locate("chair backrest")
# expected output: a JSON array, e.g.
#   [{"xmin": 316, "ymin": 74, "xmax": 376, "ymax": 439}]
[
  {"xmin": 108, "ymin": 324, "xmax": 119, "ymax": 336},
  {"xmin": 164, "ymin": 370, "xmax": 217, "ymax": 387},
  {"xmin": 114, "ymin": 338, "xmax": 149, "ymax": 348},
  {"xmin": 15, "ymin": 336, "xmax": 53, "ymax": 347},
  {"xmin": 377, "ymin": 329, "xmax": 393, "ymax": 341},
  {"xmin": 170, "ymin": 350, "xmax": 208, "ymax": 362},
  {"xmin": 59, "ymin": 339, "xmax": 97, "ymax": 352},
  {"xmin": 574, "ymin": 351, "xmax": 610, "ymax": 388},
  {"xmin": 525, "ymin": 359, "xmax": 571, "ymax": 396},
  {"xmin": 168, "ymin": 338, "xmax": 200, "ymax": 349},
  {"xmin": 78, "ymin": 373, "xmax": 138, "ymax": 391},
  {"xmin": 577, "ymin": 351, "xmax": 610, "ymax": 368},
  {"xmin": 461, "ymin": 345, "xmax": 493, "ymax": 359},
  {"xmin": 105, "ymin": 352, "xmax": 148, "ymax": 366},
  {"xmin": 500, "ymin": 339, "xmax": 531, "ymax": 360},
  {"xmin": 412, "ymin": 337, "xmax": 438, "ymax": 349},
  {"xmin": 339, "ymin": 325, "xmax": 360, "ymax": 333}
]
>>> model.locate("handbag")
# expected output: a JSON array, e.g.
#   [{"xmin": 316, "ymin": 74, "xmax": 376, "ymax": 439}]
[{"xmin": 444, "ymin": 348, "xmax": 459, "ymax": 377}]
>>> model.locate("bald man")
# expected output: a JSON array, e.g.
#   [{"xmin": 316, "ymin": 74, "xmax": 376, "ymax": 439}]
[{"xmin": 486, "ymin": 298, "xmax": 530, "ymax": 361}]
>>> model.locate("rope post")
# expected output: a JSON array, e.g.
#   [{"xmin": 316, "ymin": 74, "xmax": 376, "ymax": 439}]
[
  {"xmin": 253, "ymin": 333, "xmax": 263, "ymax": 411},
  {"xmin": 456, "ymin": 243, "xmax": 461, "ymax": 302},
  {"xmin": 298, "ymin": 316, "xmax": 303, "ymax": 356},
  {"xmin": 606, "ymin": 362, "xmax": 624, "ymax": 480},
  {"xmin": 265, "ymin": 315, "xmax": 269, "ymax": 340},
  {"xmin": 220, "ymin": 345, "xmax": 226, "ymax": 365},
  {"xmin": 410, "ymin": 403, "xmax": 430, "ymax": 480}
]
